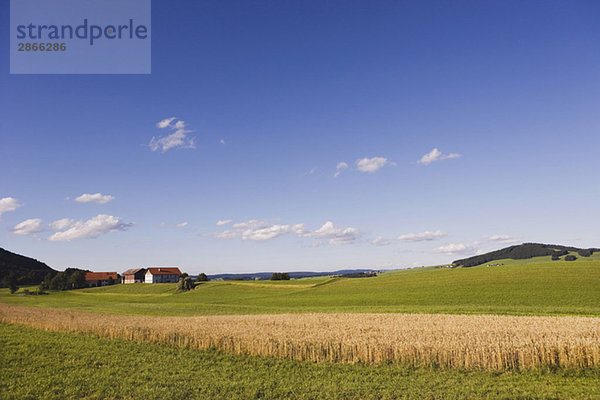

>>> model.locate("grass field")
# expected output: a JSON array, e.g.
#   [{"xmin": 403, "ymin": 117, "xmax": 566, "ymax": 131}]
[
  {"xmin": 1, "ymin": 259, "xmax": 599, "ymax": 316},
  {"xmin": 2, "ymin": 323, "xmax": 600, "ymax": 400},
  {"xmin": 477, "ymin": 251, "xmax": 600, "ymax": 266},
  {"xmin": 2, "ymin": 259, "xmax": 600, "ymax": 399}
]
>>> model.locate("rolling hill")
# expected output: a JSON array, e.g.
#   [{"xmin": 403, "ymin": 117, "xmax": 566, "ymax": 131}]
[
  {"xmin": 453, "ymin": 243, "xmax": 599, "ymax": 267},
  {"xmin": 0, "ymin": 247, "xmax": 56, "ymax": 284},
  {"xmin": 2, "ymin": 258, "xmax": 599, "ymax": 317}
]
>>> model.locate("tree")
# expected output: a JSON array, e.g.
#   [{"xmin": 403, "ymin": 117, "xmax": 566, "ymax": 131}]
[
  {"xmin": 39, "ymin": 272, "xmax": 54, "ymax": 291},
  {"xmin": 564, "ymin": 255, "xmax": 577, "ymax": 261},
  {"xmin": 49, "ymin": 272, "xmax": 69, "ymax": 291},
  {"xmin": 270, "ymin": 272, "xmax": 290, "ymax": 281},
  {"xmin": 7, "ymin": 272, "xmax": 18, "ymax": 294},
  {"xmin": 196, "ymin": 273, "xmax": 209, "ymax": 282},
  {"xmin": 68, "ymin": 270, "xmax": 87, "ymax": 289},
  {"xmin": 107, "ymin": 276, "xmax": 115, "ymax": 286}
]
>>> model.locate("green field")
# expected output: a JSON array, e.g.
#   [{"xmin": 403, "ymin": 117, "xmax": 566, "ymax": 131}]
[
  {"xmin": 1, "ymin": 259, "xmax": 599, "ymax": 316},
  {"xmin": 2, "ymin": 259, "xmax": 600, "ymax": 399},
  {"xmin": 2, "ymin": 323, "xmax": 599, "ymax": 400}
]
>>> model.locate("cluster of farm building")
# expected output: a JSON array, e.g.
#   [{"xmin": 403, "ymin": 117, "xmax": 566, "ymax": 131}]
[{"xmin": 84, "ymin": 267, "xmax": 182, "ymax": 287}]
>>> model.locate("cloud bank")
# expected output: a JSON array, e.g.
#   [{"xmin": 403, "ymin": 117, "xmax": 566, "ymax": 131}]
[
  {"xmin": 48, "ymin": 214, "xmax": 133, "ymax": 241},
  {"xmin": 210, "ymin": 219, "xmax": 359, "ymax": 245}
]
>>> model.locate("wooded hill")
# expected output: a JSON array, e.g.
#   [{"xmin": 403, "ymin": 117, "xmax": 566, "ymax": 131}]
[
  {"xmin": 0, "ymin": 247, "xmax": 56, "ymax": 284},
  {"xmin": 453, "ymin": 243, "xmax": 599, "ymax": 267}
]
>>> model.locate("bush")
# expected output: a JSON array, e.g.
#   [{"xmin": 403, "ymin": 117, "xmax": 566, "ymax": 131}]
[
  {"xmin": 177, "ymin": 276, "xmax": 194, "ymax": 291},
  {"xmin": 270, "ymin": 272, "xmax": 290, "ymax": 281},
  {"xmin": 551, "ymin": 254, "xmax": 560, "ymax": 261},
  {"xmin": 578, "ymin": 249, "xmax": 592, "ymax": 257},
  {"xmin": 196, "ymin": 273, "xmax": 209, "ymax": 282},
  {"xmin": 564, "ymin": 255, "xmax": 577, "ymax": 261}
]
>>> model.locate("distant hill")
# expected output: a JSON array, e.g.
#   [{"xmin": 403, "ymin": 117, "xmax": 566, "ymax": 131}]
[
  {"xmin": 207, "ymin": 269, "xmax": 378, "ymax": 281},
  {"xmin": 0, "ymin": 247, "xmax": 57, "ymax": 284},
  {"xmin": 453, "ymin": 243, "xmax": 599, "ymax": 267}
]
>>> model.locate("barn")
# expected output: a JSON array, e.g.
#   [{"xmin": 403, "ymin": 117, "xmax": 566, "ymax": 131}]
[
  {"xmin": 145, "ymin": 267, "xmax": 181, "ymax": 283},
  {"xmin": 122, "ymin": 268, "xmax": 147, "ymax": 284},
  {"xmin": 85, "ymin": 272, "xmax": 118, "ymax": 287}
]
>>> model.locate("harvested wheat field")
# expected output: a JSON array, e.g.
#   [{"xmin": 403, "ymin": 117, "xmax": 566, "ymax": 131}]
[{"xmin": 1, "ymin": 303, "xmax": 598, "ymax": 370}]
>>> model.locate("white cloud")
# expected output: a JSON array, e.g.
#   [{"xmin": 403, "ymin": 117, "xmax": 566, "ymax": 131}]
[
  {"xmin": 216, "ymin": 219, "xmax": 232, "ymax": 226},
  {"xmin": 307, "ymin": 168, "xmax": 317, "ymax": 175},
  {"xmin": 435, "ymin": 242, "xmax": 478, "ymax": 255},
  {"xmin": 149, "ymin": 118, "xmax": 195, "ymax": 152},
  {"xmin": 176, "ymin": 222, "xmax": 189, "ymax": 228},
  {"xmin": 290, "ymin": 223, "xmax": 310, "ymax": 236},
  {"xmin": 12, "ymin": 218, "xmax": 44, "ymax": 235},
  {"xmin": 242, "ymin": 224, "xmax": 292, "ymax": 241},
  {"xmin": 371, "ymin": 236, "xmax": 391, "ymax": 246},
  {"xmin": 211, "ymin": 219, "xmax": 271, "ymax": 241},
  {"xmin": 212, "ymin": 230, "xmax": 241, "ymax": 239},
  {"xmin": 220, "ymin": 139, "xmax": 226, "ymax": 145},
  {"xmin": 157, "ymin": 117, "xmax": 176, "ymax": 128},
  {"xmin": 356, "ymin": 157, "xmax": 388, "ymax": 173},
  {"xmin": 303, "ymin": 221, "xmax": 359, "ymax": 245},
  {"xmin": 48, "ymin": 214, "xmax": 133, "ymax": 242},
  {"xmin": 157, "ymin": 222, "xmax": 166, "ymax": 228},
  {"xmin": 486, "ymin": 234, "xmax": 516, "ymax": 244},
  {"xmin": 50, "ymin": 218, "xmax": 75, "ymax": 231},
  {"xmin": 418, "ymin": 148, "xmax": 461, "ymax": 165},
  {"xmin": 398, "ymin": 230, "xmax": 447, "ymax": 242},
  {"xmin": 75, "ymin": 193, "xmax": 115, "ymax": 204},
  {"xmin": 334, "ymin": 162, "xmax": 348, "ymax": 178},
  {"xmin": 0, "ymin": 197, "xmax": 21, "ymax": 219},
  {"xmin": 232, "ymin": 219, "xmax": 270, "ymax": 230},
  {"xmin": 210, "ymin": 219, "xmax": 358, "ymax": 245}
]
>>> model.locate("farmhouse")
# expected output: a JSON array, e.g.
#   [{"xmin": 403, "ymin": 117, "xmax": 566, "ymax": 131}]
[
  {"xmin": 85, "ymin": 272, "xmax": 118, "ymax": 287},
  {"xmin": 122, "ymin": 268, "xmax": 147, "ymax": 284},
  {"xmin": 145, "ymin": 267, "xmax": 181, "ymax": 283}
]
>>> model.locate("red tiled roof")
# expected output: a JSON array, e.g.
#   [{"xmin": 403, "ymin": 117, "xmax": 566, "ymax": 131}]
[
  {"xmin": 146, "ymin": 267, "xmax": 181, "ymax": 275},
  {"xmin": 85, "ymin": 272, "xmax": 118, "ymax": 281}
]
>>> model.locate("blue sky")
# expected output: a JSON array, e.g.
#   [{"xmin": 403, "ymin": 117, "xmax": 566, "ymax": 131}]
[{"xmin": 1, "ymin": 0, "xmax": 599, "ymax": 274}]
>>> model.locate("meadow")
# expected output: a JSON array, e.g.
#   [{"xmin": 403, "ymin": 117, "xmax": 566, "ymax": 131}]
[
  {"xmin": 1, "ymin": 259, "xmax": 599, "ymax": 317},
  {"xmin": 3, "ymin": 323, "xmax": 600, "ymax": 400},
  {"xmin": 1, "ymin": 259, "xmax": 600, "ymax": 399}
]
